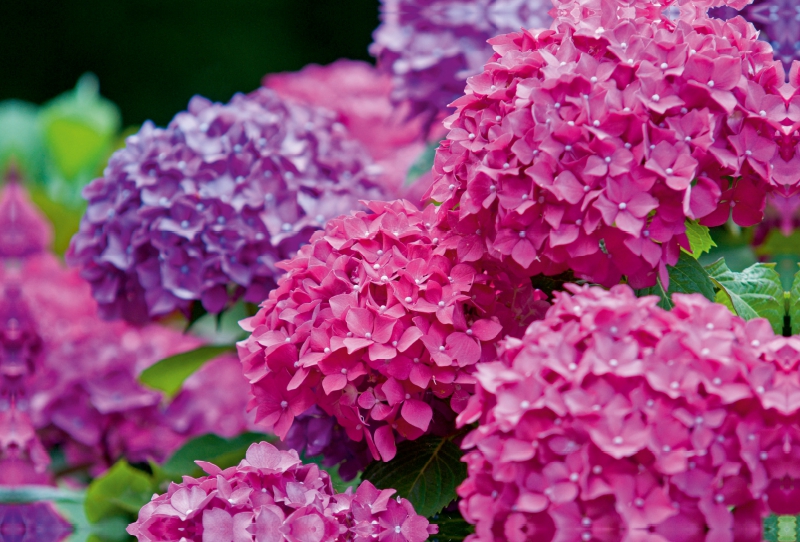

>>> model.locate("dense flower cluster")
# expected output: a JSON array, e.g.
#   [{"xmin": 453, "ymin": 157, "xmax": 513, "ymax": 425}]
[
  {"xmin": 370, "ymin": 0, "xmax": 553, "ymax": 124},
  {"xmin": 264, "ymin": 60, "xmax": 433, "ymax": 200},
  {"xmin": 458, "ymin": 284, "xmax": 800, "ymax": 540},
  {"xmin": 237, "ymin": 200, "xmax": 548, "ymax": 465},
  {"xmin": 0, "ymin": 184, "xmax": 254, "ymax": 479},
  {"xmin": 128, "ymin": 440, "xmax": 436, "ymax": 542},
  {"xmin": 67, "ymin": 88, "xmax": 386, "ymax": 323},
  {"xmin": 425, "ymin": 0, "xmax": 798, "ymax": 288}
]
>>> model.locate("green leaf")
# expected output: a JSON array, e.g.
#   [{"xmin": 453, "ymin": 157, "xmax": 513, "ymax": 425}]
[
  {"xmin": 84, "ymin": 461, "xmax": 155, "ymax": 523},
  {"xmin": 789, "ymin": 266, "xmax": 800, "ymax": 336},
  {"xmin": 0, "ymin": 99, "xmax": 45, "ymax": 181},
  {"xmin": 405, "ymin": 141, "xmax": 438, "ymax": 186},
  {"xmin": 430, "ymin": 509, "xmax": 474, "ymax": 541},
  {"xmin": 361, "ymin": 435, "xmax": 466, "ymax": 517},
  {"xmin": 160, "ymin": 432, "xmax": 273, "ymax": 480},
  {"xmin": 706, "ymin": 259, "xmax": 784, "ymax": 334},
  {"xmin": 684, "ymin": 219, "xmax": 716, "ymax": 258},
  {"xmin": 636, "ymin": 251, "xmax": 716, "ymax": 310},
  {"xmin": 138, "ymin": 344, "xmax": 235, "ymax": 397}
]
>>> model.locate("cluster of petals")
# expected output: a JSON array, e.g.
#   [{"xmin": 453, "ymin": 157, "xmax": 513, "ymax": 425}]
[
  {"xmin": 67, "ymin": 88, "xmax": 386, "ymax": 323},
  {"xmin": 0, "ymin": 183, "xmax": 254, "ymax": 479},
  {"xmin": 263, "ymin": 60, "xmax": 434, "ymax": 201},
  {"xmin": 370, "ymin": 0, "xmax": 553, "ymax": 125},
  {"xmin": 713, "ymin": 0, "xmax": 800, "ymax": 71},
  {"xmin": 457, "ymin": 284, "xmax": 800, "ymax": 541},
  {"xmin": 237, "ymin": 200, "xmax": 548, "ymax": 466},
  {"xmin": 128, "ymin": 440, "xmax": 436, "ymax": 542},
  {"xmin": 425, "ymin": 0, "xmax": 800, "ymax": 288}
]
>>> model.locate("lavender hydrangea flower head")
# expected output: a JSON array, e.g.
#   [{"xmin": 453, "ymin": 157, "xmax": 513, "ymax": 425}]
[
  {"xmin": 67, "ymin": 88, "xmax": 386, "ymax": 324},
  {"xmin": 370, "ymin": 0, "xmax": 554, "ymax": 124}
]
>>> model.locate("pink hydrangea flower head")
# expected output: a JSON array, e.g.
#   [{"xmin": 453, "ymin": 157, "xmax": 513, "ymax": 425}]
[
  {"xmin": 237, "ymin": 200, "xmax": 548, "ymax": 465},
  {"xmin": 370, "ymin": 0, "xmax": 554, "ymax": 126},
  {"xmin": 67, "ymin": 88, "xmax": 386, "ymax": 324},
  {"xmin": 127, "ymin": 440, "xmax": 437, "ymax": 542},
  {"xmin": 457, "ymin": 284, "xmax": 800, "ymax": 539},
  {"xmin": 264, "ymin": 60, "xmax": 432, "ymax": 199},
  {"xmin": 424, "ymin": 0, "xmax": 797, "ymax": 289}
]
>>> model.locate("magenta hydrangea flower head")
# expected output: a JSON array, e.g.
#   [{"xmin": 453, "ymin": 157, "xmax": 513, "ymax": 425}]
[
  {"xmin": 67, "ymin": 88, "xmax": 386, "ymax": 324},
  {"xmin": 457, "ymin": 284, "xmax": 800, "ymax": 539},
  {"xmin": 127, "ymin": 440, "xmax": 437, "ymax": 542},
  {"xmin": 424, "ymin": 0, "xmax": 794, "ymax": 289},
  {"xmin": 370, "ymin": 0, "xmax": 554, "ymax": 125},
  {"xmin": 264, "ymin": 60, "xmax": 432, "ymax": 199},
  {"xmin": 237, "ymin": 200, "xmax": 548, "ymax": 466},
  {"xmin": 0, "ymin": 181, "xmax": 52, "ymax": 258}
]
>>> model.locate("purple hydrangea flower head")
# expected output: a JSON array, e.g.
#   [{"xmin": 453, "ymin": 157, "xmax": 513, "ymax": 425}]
[
  {"xmin": 370, "ymin": 0, "xmax": 554, "ymax": 125},
  {"xmin": 67, "ymin": 88, "xmax": 387, "ymax": 324},
  {"xmin": 127, "ymin": 440, "xmax": 437, "ymax": 542},
  {"xmin": 457, "ymin": 284, "xmax": 800, "ymax": 539}
]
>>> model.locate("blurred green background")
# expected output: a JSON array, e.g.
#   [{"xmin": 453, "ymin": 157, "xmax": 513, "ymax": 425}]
[{"xmin": 0, "ymin": 0, "xmax": 379, "ymax": 127}]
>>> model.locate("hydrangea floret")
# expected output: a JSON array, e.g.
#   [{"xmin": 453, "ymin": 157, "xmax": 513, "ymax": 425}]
[
  {"xmin": 127, "ymin": 440, "xmax": 437, "ymax": 542},
  {"xmin": 425, "ymin": 0, "xmax": 795, "ymax": 288},
  {"xmin": 237, "ymin": 200, "xmax": 547, "ymax": 466},
  {"xmin": 457, "ymin": 284, "xmax": 800, "ymax": 540},
  {"xmin": 67, "ymin": 88, "xmax": 386, "ymax": 323}
]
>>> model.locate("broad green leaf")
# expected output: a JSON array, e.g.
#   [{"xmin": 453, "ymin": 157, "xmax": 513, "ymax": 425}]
[
  {"xmin": 430, "ymin": 509, "xmax": 474, "ymax": 541},
  {"xmin": 84, "ymin": 461, "xmax": 155, "ymax": 523},
  {"xmin": 789, "ymin": 266, "xmax": 800, "ymax": 336},
  {"xmin": 160, "ymin": 432, "xmax": 273, "ymax": 480},
  {"xmin": 684, "ymin": 219, "xmax": 716, "ymax": 258},
  {"xmin": 636, "ymin": 251, "xmax": 715, "ymax": 310},
  {"xmin": 362, "ymin": 435, "xmax": 466, "ymax": 517},
  {"xmin": 139, "ymin": 344, "xmax": 235, "ymax": 397},
  {"xmin": 706, "ymin": 260, "xmax": 784, "ymax": 334},
  {"xmin": 405, "ymin": 141, "xmax": 438, "ymax": 186},
  {"xmin": 755, "ymin": 230, "xmax": 800, "ymax": 258},
  {"xmin": 40, "ymin": 74, "xmax": 120, "ymax": 181}
]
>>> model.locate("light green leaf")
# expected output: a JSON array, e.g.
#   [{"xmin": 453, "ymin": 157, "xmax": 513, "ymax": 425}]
[
  {"xmin": 789, "ymin": 266, "xmax": 800, "ymax": 336},
  {"xmin": 706, "ymin": 259, "xmax": 784, "ymax": 334},
  {"xmin": 84, "ymin": 461, "xmax": 155, "ymax": 524},
  {"xmin": 684, "ymin": 219, "xmax": 716, "ymax": 258},
  {"xmin": 0, "ymin": 100, "xmax": 45, "ymax": 181},
  {"xmin": 160, "ymin": 432, "xmax": 273, "ymax": 480},
  {"xmin": 636, "ymin": 251, "xmax": 715, "ymax": 310},
  {"xmin": 405, "ymin": 141, "xmax": 438, "ymax": 186},
  {"xmin": 361, "ymin": 435, "xmax": 466, "ymax": 517},
  {"xmin": 139, "ymin": 345, "xmax": 234, "ymax": 397}
]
